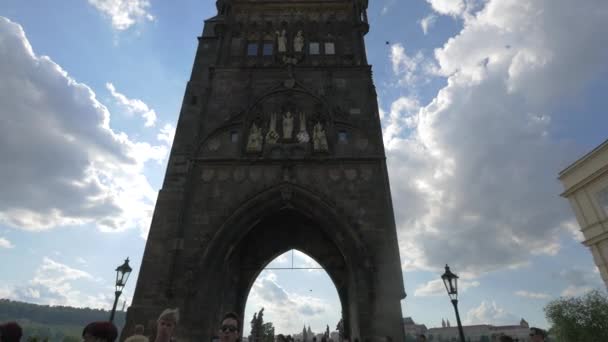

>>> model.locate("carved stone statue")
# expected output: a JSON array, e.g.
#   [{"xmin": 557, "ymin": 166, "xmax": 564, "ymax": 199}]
[
  {"xmin": 266, "ymin": 113, "xmax": 280, "ymax": 144},
  {"xmin": 246, "ymin": 122, "xmax": 263, "ymax": 152},
  {"xmin": 294, "ymin": 30, "xmax": 305, "ymax": 53},
  {"xmin": 276, "ymin": 30, "xmax": 287, "ymax": 53},
  {"xmin": 282, "ymin": 111, "xmax": 294, "ymax": 139},
  {"xmin": 313, "ymin": 121, "xmax": 328, "ymax": 151},
  {"xmin": 296, "ymin": 112, "xmax": 310, "ymax": 143}
]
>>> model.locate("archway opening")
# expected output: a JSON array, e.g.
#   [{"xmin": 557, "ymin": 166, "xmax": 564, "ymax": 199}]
[{"xmin": 243, "ymin": 249, "xmax": 343, "ymax": 341}]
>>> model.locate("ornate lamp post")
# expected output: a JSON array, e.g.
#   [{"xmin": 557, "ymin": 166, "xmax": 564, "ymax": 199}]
[
  {"xmin": 441, "ymin": 264, "xmax": 466, "ymax": 342},
  {"xmin": 109, "ymin": 258, "xmax": 132, "ymax": 323}
]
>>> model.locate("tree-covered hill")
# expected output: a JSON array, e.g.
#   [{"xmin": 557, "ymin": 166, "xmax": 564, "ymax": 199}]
[{"xmin": 0, "ymin": 299, "xmax": 126, "ymax": 342}]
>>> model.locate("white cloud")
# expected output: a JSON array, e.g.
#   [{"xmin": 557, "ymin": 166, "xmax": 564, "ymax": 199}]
[
  {"xmin": 0, "ymin": 237, "xmax": 14, "ymax": 249},
  {"xmin": 426, "ymin": 0, "xmax": 465, "ymax": 17},
  {"xmin": 87, "ymin": 0, "xmax": 154, "ymax": 31},
  {"xmin": 414, "ymin": 278, "xmax": 480, "ymax": 297},
  {"xmin": 157, "ymin": 123, "xmax": 176, "ymax": 146},
  {"xmin": 0, "ymin": 17, "xmax": 168, "ymax": 236},
  {"xmin": 384, "ymin": 0, "xmax": 608, "ymax": 275},
  {"xmin": 465, "ymin": 300, "xmax": 518, "ymax": 325},
  {"xmin": 390, "ymin": 44, "xmax": 425, "ymax": 87},
  {"xmin": 561, "ymin": 285, "xmax": 593, "ymax": 297},
  {"xmin": 8, "ymin": 257, "xmax": 113, "ymax": 309},
  {"xmin": 245, "ymin": 272, "xmax": 333, "ymax": 335},
  {"xmin": 419, "ymin": 14, "xmax": 438, "ymax": 35},
  {"xmin": 106, "ymin": 83, "xmax": 157, "ymax": 127},
  {"xmin": 381, "ymin": 0, "xmax": 397, "ymax": 15},
  {"xmin": 556, "ymin": 268, "xmax": 603, "ymax": 297},
  {"xmin": 514, "ymin": 290, "xmax": 550, "ymax": 299}
]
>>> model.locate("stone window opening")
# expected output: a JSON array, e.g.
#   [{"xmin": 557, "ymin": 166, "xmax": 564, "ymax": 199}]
[
  {"xmin": 247, "ymin": 41, "xmax": 258, "ymax": 56},
  {"xmin": 230, "ymin": 36, "xmax": 243, "ymax": 56},
  {"xmin": 309, "ymin": 42, "xmax": 320, "ymax": 55},
  {"xmin": 325, "ymin": 42, "xmax": 336, "ymax": 55},
  {"xmin": 262, "ymin": 41, "xmax": 273, "ymax": 56},
  {"xmin": 231, "ymin": 131, "xmax": 239, "ymax": 143},
  {"xmin": 338, "ymin": 130, "xmax": 348, "ymax": 143}
]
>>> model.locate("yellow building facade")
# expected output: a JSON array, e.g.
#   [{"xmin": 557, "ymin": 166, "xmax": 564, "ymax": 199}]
[{"xmin": 559, "ymin": 139, "xmax": 608, "ymax": 288}]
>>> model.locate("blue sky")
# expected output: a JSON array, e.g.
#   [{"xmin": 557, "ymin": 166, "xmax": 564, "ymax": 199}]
[{"xmin": 1, "ymin": 0, "xmax": 607, "ymax": 337}]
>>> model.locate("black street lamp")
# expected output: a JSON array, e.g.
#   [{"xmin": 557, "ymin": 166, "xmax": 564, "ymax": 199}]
[
  {"xmin": 109, "ymin": 258, "xmax": 132, "ymax": 323},
  {"xmin": 441, "ymin": 264, "xmax": 466, "ymax": 342}
]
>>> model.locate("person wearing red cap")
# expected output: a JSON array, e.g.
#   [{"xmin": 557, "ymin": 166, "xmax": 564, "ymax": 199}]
[
  {"xmin": 0, "ymin": 322, "xmax": 23, "ymax": 342},
  {"xmin": 82, "ymin": 321, "xmax": 118, "ymax": 342}
]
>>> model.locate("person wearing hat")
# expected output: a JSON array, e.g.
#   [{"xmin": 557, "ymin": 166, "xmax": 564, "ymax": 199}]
[
  {"xmin": 529, "ymin": 327, "xmax": 547, "ymax": 342},
  {"xmin": 0, "ymin": 322, "xmax": 23, "ymax": 342},
  {"xmin": 155, "ymin": 308, "xmax": 179, "ymax": 342},
  {"xmin": 82, "ymin": 321, "xmax": 118, "ymax": 342}
]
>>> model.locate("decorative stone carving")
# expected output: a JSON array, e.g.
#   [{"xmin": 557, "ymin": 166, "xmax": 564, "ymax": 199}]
[
  {"xmin": 296, "ymin": 112, "xmax": 310, "ymax": 143},
  {"xmin": 246, "ymin": 123, "xmax": 263, "ymax": 152},
  {"xmin": 313, "ymin": 121, "xmax": 329, "ymax": 152},
  {"xmin": 294, "ymin": 30, "xmax": 305, "ymax": 53},
  {"xmin": 276, "ymin": 30, "xmax": 287, "ymax": 53},
  {"xmin": 196, "ymin": 232, "xmax": 212, "ymax": 249},
  {"xmin": 282, "ymin": 111, "xmax": 294, "ymax": 139},
  {"xmin": 207, "ymin": 139, "xmax": 220, "ymax": 151},
  {"xmin": 281, "ymin": 184, "xmax": 293, "ymax": 202},
  {"xmin": 356, "ymin": 138, "xmax": 369, "ymax": 151},
  {"xmin": 345, "ymin": 169, "xmax": 358, "ymax": 181},
  {"xmin": 202, "ymin": 169, "xmax": 215, "ymax": 182},
  {"xmin": 266, "ymin": 113, "xmax": 280, "ymax": 144}
]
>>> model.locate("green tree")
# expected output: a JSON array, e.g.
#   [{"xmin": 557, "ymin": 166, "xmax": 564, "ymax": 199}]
[
  {"xmin": 544, "ymin": 289, "xmax": 608, "ymax": 342},
  {"xmin": 261, "ymin": 322, "xmax": 274, "ymax": 342}
]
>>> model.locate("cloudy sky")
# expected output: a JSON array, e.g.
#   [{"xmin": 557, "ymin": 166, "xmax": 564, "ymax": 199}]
[{"xmin": 1, "ymin": 0, "xmax": 607, "ymax": 336}]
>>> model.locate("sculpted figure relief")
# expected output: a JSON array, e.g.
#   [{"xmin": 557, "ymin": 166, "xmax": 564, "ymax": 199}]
[
  {"xmin": 276, "ymin": 30, "xmax": 287, "ymax": 53},
  {"xmin": 296, "ymin": 112, "xmax": 310, "ymax": 143},
  {"xmin": 246, "ymin": 122, "xmax": 263, "ymax": 152},
  {"xmin": 266, "ymin": 113, "xmax": 280, "ymax": 144},
  {"xmin": 313, "ymin": 121, "xmax": 328, "ymax": 151},
  {"xmin": 282, "ymin": 111, "xmax": 294, "ymax": 139},
  {"xmin": 294, "ymin": 30, "xmax": 305, "ymax": 53}
]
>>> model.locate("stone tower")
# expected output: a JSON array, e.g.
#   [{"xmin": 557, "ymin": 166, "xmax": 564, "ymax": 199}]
[{"xmin": 124, "ymin": 0, "xmax": 406, "ymax": 341}]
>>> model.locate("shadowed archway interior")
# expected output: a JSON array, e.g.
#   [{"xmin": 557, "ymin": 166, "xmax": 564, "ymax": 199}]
[{"xmin": 235, "ymin": 209, "xmax": 349, "ymax": 332}]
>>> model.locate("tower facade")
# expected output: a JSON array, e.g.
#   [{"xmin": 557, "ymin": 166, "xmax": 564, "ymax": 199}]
[{"xmin": 125, "ymin": 1, "xmax": 406, "ymax": 341}]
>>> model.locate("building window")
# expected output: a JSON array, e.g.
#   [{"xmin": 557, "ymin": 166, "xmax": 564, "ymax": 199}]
[
  {"xmin": 263, "ymin": 42, "xmax": 273, "ymax": 56},
  {"xmin": 338, "ymin": 130, "xmax": 348, "ymax": 143},
  {"xmin": 231, "ymin": 131, "xmax": 239, "ymax": 143},
  {"xmin": 596, "ymin": 186, "xmax": 608, "ymax": 216},
  {"xmin": 190, "ymin": 95, "xmax": 198, "ymax": 106},
  {"xmin": 247, "ymin": 42, "xmax": 258, "ymax": 56},
  {"xmin": 309, "ymin": 42, "xmax": 320, "ymax": 55},
  {"xmin": 325, "ymin": 42, "xmax": 335, "ymax": 55},
  {"xmin": 230, "ymin": 38, "xmax": 242, "ymax": 56}
]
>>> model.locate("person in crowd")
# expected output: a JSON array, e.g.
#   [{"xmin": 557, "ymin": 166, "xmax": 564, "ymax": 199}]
[
  {"xmin": 529, "ymin": 327, "xmax": 547, "ymax": 342},
  {"xmin": 416, "ymin": 334, "xmax": 426, "ymax": 342},
  {"xmin": 0, "ymin": 322, "xmax": 23, "ymax": 342},
  {"xmin": 125, "ymin": 324, "xmax": 149, "ymax": 342},
  {"xmin": 155, "ymin": 308, "xmax": 179, "ymax": 342},
  {"xmin": 218, "ymin": 312, "xmax": 239, "ymax": 342},
  {"xmin": 82, "ymin": 322, "xmax": 118, "ymax": 342}
]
